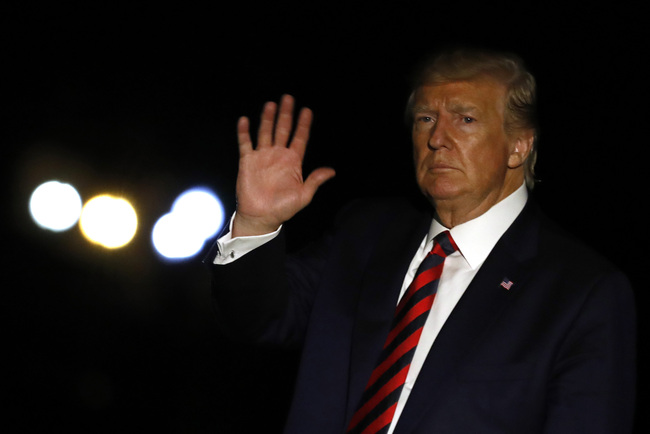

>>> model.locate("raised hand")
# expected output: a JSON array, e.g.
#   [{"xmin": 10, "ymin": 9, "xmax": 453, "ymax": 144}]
[{"xmin": 232, "ymin": 94, "xmax": 336, "ymax": 237}]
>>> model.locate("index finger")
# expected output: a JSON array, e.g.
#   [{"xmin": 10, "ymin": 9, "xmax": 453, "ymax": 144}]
[
  {"xmin": 289, "ymin": 107, "xmax": 313, "ymax": 160},
  {"xmin": 237, "ymin": 116, "xmax": 253, "ymax": 156}
]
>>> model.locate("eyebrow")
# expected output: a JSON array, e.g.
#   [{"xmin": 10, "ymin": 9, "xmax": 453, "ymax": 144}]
[
  {"xmin": 411, "ymin": 103, "xmax": 481, "ymax": 115},
  {"xmin": 411, "ymin": 104, "xmax": 436, "ymax": 113},
  {"xmin": 448, "ymin": 102, "xmax": 480, "ymax": 115}
]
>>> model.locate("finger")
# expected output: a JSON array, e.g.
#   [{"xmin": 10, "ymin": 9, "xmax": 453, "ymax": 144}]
[
  {"xmin": 257, "ymin": 101, "xmax": 277, "ymax": 148},
  {"xmin": 301, "ymin": 167, "xmax": 336, "ymax": 203},
  {"xmin": 274, "ymin": 94, "xmax": 295, "ymax": 147},
  {"xmin": 237, "ymin": 116, "xmax": 253, "ymax": 156},
  {"xmin": 289, "ymin": 107, "xmax": 313, "ymax": 160}
]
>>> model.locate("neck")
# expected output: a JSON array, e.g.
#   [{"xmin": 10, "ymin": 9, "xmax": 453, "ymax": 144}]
[{"xmin": 432, "ymin": 180, "xmax": 524, "ymax": 229}]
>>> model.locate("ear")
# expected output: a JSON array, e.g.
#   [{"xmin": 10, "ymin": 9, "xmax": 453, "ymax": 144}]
[{"xmin": 508, "ymin": 130, "xmax": 534, "ymax": 169}]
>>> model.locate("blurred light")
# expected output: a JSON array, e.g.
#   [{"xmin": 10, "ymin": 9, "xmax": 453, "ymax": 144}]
[
  {"xmin": 152, "ymin": 187, "xmax": 225, "ymax": 260},
  {"xmin": 29, "ymin": 180, "xmax": 82, "ymax": 232},
  {"xmin": 152, "ymin": 213, "xmax": 207, "ymax": 259},
  {"xmin": 79, "ymin": 195, "xmax": 138, "ymax": 249}
]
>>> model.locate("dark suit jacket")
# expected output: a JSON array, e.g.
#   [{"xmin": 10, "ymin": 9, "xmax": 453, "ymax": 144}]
[{"xmin": 207, "ymin": 197, "xmax": 636, "ymax": 433}]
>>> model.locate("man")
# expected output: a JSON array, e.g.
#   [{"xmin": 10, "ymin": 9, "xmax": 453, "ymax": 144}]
[{"xmin": 206, "ymin": 48, "xmax": 636, "ymax": 433}]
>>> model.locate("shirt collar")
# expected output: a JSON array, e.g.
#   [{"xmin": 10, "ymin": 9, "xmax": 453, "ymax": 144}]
[{"xmin": 428, "ymin": 183, "xmax": 528, "ymax": 269}]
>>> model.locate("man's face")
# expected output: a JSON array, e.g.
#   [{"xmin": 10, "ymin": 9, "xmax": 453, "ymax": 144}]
[{"xmin": 412, "ymin": 79, "xmax": 525, "ymax": 220}]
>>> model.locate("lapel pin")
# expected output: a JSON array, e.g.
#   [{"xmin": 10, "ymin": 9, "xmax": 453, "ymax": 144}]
[{"xmin": 500, "ymin": 278, "xmax": 513, "ymax": 290}]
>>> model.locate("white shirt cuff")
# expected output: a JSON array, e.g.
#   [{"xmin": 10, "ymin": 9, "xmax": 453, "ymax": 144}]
[{"xmin": 212, "ymin": 214, "xmax": 282, "ymax": 265}]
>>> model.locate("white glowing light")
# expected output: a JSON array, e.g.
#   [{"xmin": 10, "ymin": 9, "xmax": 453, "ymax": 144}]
[
  {"xmin": 152, "ymin": 187, "xmax": 225, "ymax": 259},
  {"xmin": 79, "ymin": 195, "xmax": 138, "ymax": 249},
  {"xmin": 152, "ymin": 213, "xmax": 207, "ymax": 258},
  {"xmin": 29, "ymin": 181, "xmax": 82, "ymax": 232}
]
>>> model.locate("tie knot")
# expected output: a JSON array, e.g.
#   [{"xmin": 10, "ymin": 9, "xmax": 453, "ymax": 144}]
[{"xmin": 433, "ymin": 230, "xmax": 458, "ymax": 257}]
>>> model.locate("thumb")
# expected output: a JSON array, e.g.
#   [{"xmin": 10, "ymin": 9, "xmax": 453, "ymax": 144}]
[{"xmin": 302, "ymin": 167, "xmax": 336, "ymax": 201}]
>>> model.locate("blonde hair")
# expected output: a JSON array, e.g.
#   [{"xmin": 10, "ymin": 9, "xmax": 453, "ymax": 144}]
[{"xmin": 406, "ymin": 47, "xmax": 539, "ymax": 189}]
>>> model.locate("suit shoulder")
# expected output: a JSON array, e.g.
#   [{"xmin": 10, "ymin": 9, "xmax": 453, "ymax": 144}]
[{"xmin": 536, "ymin": 214, "xmax": 628, "ymax": 284}]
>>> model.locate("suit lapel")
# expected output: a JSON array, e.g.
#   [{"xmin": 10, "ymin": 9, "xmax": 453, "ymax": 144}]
[
  {"xmin": 345, "ymin": 207, "xmax": 432, "ymax": 422},
  {"xmin": 394, "ymin": 201, "xmax": 541, "ymax": 433}
]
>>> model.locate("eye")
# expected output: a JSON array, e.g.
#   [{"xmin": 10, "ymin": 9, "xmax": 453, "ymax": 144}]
[
  {"xmin": 462, "ymin": 116, "xmax": 475, "ymax": 124},
  {"xmin": 416, "ymin": 116, "xmax": 435, "ymax": 123}
]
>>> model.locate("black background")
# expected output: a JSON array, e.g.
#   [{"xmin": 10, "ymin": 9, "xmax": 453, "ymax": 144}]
[{"xmin": 5, "ymin": 1, "xmax": 646, "ymax": 432}]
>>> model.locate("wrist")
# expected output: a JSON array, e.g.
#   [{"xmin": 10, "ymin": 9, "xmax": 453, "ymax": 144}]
[{"xmin": 232, "ymin": 212, "xmax": 281, "ymax": 238}]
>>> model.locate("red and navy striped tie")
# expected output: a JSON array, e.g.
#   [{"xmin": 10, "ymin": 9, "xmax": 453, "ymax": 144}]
[{"xmin": 346, "ymin": 231, "xmax": 458, "ymax": 434}]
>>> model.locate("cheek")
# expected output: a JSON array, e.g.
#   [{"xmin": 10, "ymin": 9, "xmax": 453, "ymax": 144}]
[
  {"xmin": 467, "ymin": 144, "xmax": 510, "ymax": 181},
  {"xmin": 412, "ymin": 136, "xmax": 428, "ymax": 168}
]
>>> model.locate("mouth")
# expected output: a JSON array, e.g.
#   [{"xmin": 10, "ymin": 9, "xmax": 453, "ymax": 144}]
[{"xmin": 427, "ymin": 163, "xmax": 457, "ymax": 172}]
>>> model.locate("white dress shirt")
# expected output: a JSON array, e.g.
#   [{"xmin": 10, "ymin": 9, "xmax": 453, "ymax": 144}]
[
  {"xmin": 387, "ymin": 183, "xmax": 527, "ymax": 433},
  {"xmin": 214, "ymin": 183, "xmax": 528, "ymax": 433},
  {"xmin": 213, "ymin": 221, "xmax": 282, "ymax": 265}
]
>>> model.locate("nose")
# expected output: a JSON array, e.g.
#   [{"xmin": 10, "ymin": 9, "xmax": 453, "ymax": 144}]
[{"xmin": 427, "ymin": 116, "xmax": 450, "ymax": 150}]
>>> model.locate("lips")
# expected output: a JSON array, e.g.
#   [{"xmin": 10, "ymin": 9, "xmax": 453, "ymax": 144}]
[{"xmin": 427, "ymin": 163, "xmax": 457, "ymax": 172}]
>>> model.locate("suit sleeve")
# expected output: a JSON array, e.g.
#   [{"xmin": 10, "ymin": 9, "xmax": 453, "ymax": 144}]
[
  {"xmin": 542, "ymin": 270, "xmax": 636, "ymax": 433},
  {"xmin": 208, "ymin": 224, "xmax": 333, "ymax": 349}
]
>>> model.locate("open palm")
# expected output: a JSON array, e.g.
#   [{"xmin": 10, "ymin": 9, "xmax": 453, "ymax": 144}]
[{"xmin": 232, "ymin": 95, "xmax": 336, "ymax": 237}]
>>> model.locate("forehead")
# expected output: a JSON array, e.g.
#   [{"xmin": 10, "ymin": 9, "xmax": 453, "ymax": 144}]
[{"xmin": 412, "ymin": 79, "xmax": 508, "ymax": 115}]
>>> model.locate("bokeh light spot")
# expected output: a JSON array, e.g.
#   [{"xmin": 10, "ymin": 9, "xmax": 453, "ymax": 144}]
[
  {"xmin": 79, "ymin": 195, "xmax": 138, "ymax": 249},
  {"xmin": 152, "ymin": 187, "xmax": 225, "ymax": 260},
  {"xmin": 29, "ymin": 180, "xmax": 82, "ymax": 232}
]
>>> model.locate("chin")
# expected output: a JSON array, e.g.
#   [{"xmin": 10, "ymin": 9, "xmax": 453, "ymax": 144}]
[{"xmin": 420, "ymin": 180, "xmax": 464, "ymax": 204}]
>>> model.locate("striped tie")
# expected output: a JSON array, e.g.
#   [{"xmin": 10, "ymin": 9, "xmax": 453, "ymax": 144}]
[{"xmin": 346, "ymin": 231, "xmax": 458, "ymax": 434}]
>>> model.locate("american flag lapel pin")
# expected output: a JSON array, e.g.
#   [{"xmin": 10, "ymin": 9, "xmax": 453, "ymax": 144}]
[{"xmin": 500, "ymin": 278, "xmax": 514, "ymax": 290}]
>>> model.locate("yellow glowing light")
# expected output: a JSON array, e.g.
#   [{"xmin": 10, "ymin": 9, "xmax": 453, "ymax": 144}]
[{"xmin": 79, "ymin": 195, "xmax": 138, "ymax": 249}]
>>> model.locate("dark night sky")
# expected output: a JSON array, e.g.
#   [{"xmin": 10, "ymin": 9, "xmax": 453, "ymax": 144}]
[{"xmin": 5, "ymin": 2, "xmax": 647, "ymax": 432}]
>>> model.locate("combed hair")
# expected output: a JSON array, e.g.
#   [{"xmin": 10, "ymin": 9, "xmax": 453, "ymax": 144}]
[{"xmin": 406, "ymin": 47, "xmax": 539, "ymax": 189}]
